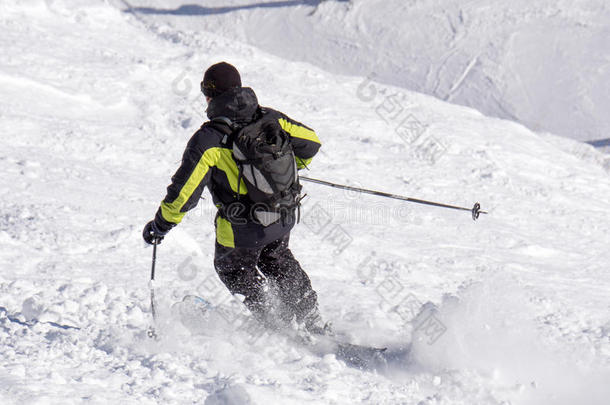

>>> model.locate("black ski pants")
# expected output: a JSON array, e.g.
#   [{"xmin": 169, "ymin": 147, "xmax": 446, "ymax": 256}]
[{"xmin": 213, "ymin": 233, "xmax": 318, "ymax": 327}]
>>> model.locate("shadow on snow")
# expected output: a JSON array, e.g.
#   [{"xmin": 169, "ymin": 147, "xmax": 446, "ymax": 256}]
[{"xmin": 122, "ymin": 0, "xmax": 349, "ymax": 16}]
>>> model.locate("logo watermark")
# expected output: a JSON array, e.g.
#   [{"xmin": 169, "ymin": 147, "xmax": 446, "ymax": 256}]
[
  {"xmin": 356, "ymin": 74, "xmax": 448, "ymax": 165},
  {"xmin": 301, "ymin": 202, "xmax": 353, "ymax": 256},
  {"xmin": 357, "ymin": 252, "xmax": 447, "ymax": 345}
]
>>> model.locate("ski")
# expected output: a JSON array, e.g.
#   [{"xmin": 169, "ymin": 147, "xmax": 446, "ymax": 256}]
[{"xmin": 315, "ymin": 337, "xmax": 388, "ymax": 371}]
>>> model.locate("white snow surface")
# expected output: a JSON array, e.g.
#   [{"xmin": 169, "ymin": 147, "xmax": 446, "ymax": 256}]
[
  {"xmin": 0, "ymin": 1, "xmax": 610, "ymax": 404},
  {"xmin": 120, "ymin": 0, "xmax": 610, "ymax": 143}
]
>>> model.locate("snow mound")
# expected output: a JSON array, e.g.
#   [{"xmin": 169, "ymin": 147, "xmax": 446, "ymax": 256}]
[
  {"xmin": 204, "ymin": 385, "xmax": 252, "ymax": 405},
  {"xmin": 410, "ymin": 272, "xmax": 610, "ymax": 405},
  {"xmin": 126, "ymin": 0, "xmax": 610, "ymax": 142}
]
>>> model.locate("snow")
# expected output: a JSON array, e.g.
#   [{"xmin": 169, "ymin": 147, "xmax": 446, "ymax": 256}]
[
  {"xmin": 123, "ymin": 0, "xmax": 610, "ymax": 143},
  {"xmin": 0, "ymin": 0, "xmax": 609, "ymax": 404}
]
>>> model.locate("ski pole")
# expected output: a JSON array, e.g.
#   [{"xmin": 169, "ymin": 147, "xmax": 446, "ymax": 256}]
[
  {"xmin": 299, "ymin": 176, "xmax": 487, "ymax": 221},
  {"xmin": 147, "ymin": 238, "xmax": 160, "ymax": 339}
]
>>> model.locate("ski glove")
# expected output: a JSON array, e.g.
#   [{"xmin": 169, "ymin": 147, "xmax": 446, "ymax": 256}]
[{"xmin": 142, "ymin": 220, "xmax": 169, "ymax": 245}]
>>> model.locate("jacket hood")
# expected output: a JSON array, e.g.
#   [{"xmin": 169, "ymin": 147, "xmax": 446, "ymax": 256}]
[{"xmin": 206, "ymin": 87, "xmax": 259, "ymax": 125}]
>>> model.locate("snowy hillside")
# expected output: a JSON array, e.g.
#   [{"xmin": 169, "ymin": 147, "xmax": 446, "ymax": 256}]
[
  {"xmin": 1, "ymin": 1, "xmax": 609, "ymax": 404},
  {"xmin": 124, "ymin": 0, "xmax": 610, "ymax": 143}
]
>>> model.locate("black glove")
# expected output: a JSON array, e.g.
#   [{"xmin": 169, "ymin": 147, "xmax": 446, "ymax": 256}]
[{"xmin": 142, "ymin": 220, "xmax": 169, "ymax": 245}]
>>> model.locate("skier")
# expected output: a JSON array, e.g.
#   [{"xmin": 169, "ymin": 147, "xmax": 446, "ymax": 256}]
[{"xmin": 142, "ymin": 62, "xmax": 325, "ymax": 334}]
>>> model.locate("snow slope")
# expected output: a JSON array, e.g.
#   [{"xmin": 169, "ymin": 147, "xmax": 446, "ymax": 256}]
[
  {"xmin": 1, "ymin": 0, "xmax": 610, "ymax": 404},
  {"xmin": 123, "ymin": 0, "xmax": 610, "ymax": 143}
]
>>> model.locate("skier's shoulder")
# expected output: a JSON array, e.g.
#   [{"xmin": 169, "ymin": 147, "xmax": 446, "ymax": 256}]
[
  {"xmin": 261, "ymin": 107, "xmax": 314, "ymax": 133},
  {"xmin": 258, "ymin": 107, "xmax": 311, "ymax": 130},
  {"xmin": 187, "ymin": 121, "xmax": 226, "ymax": 151},
  {"xmin": 259, "ymin": 106, "xmax": 284, "ymax": 121}
]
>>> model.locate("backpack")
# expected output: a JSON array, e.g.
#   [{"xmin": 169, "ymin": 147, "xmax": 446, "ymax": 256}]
[{"xmin": 210, "ymin": 111, "xmax": 303, "ymax": 226}]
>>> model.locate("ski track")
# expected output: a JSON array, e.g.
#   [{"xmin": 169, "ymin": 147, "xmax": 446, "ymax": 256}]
[
  {"xmin": 0, "ymin": 1, "xmax": 609, "ymax": 404},
  {"xmin": 122, "ymin": 0, "xmax": 610, "ymax": 143}
]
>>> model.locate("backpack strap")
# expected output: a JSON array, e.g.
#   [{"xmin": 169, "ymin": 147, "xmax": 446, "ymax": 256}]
[{"xmin": 207, "ymin": 116, "xmax": 236, "ymax": 146}]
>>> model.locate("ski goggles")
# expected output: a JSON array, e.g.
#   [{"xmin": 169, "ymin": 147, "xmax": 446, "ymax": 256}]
[{"xmin": 200, "ymin": 80, "xmax": 217, "ymax": 97}]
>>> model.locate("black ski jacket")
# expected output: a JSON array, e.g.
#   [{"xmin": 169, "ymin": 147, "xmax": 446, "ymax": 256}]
[{"xmin": 154, "ymin": 87, "xmax": 321, "ymax": 248}]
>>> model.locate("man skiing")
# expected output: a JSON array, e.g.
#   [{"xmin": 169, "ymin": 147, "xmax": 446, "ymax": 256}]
[{"xmin": 142, "ymin": 62, "xmax": 324, "ymax": 334}]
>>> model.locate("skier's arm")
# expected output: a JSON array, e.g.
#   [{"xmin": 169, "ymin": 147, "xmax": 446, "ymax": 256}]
[
  {"xmin": 277, "ymin": 114, "xmax": 321, "ymax": 169},
  {"xmin": 153, "ymin": 131, "xmax": 219, "ymax": 231}
]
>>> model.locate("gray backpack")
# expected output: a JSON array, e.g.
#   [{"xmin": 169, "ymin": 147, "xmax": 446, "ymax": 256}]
[{"xmin": 211, "ymin": 112, "xmax": 303, "ymax": 226}]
